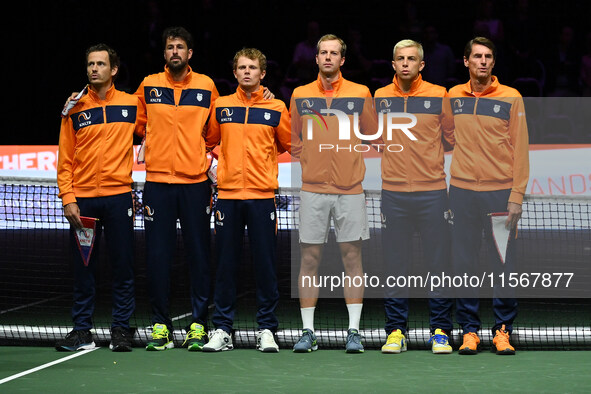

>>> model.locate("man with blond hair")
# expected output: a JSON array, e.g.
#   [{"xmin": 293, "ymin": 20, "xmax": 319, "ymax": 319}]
[{"xmin": 375, "ymin": 39, "xmax": 455, "ymax": 354}]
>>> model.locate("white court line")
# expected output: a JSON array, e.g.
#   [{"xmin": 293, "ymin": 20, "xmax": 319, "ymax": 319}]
[{"xmin": 0, "ymin": 347, "xmax": 100, "ymax": 385}]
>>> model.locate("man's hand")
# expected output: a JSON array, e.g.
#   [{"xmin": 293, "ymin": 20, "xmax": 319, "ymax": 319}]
[
  {"xmin": 64, "ymin": 202, "xmax": 83, "ymax": 229},
  {"xmin": 61, "ymin": 87, "xmax": 87, "ymax": 117},
  {"xmin": 64, "ymin": 92, "xmax": 80, "ymax": 107},
  {"xmin": 262, "ymin": 86, "xmax": 275, "ymax": 100},
  {"xmin": 505, "ymin": 202, "xmax": 522, "ymax": 230}
]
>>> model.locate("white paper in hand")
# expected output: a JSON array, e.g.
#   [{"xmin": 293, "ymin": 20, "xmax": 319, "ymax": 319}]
[
  {"xmin": 208, "ymin": 157, "xmax": 218, "ymax": 185},
  {"xmin": 61, "ymin": 85, "xmax": 88, "ymax": 117},
  {"xmin": 490, "ymin": 212, "xmax": 511, "ymax": 264}
]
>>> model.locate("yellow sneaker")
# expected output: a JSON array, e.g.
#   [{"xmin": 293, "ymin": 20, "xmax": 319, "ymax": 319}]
[
  {"xmin": 381, "ymin": 329, "xmax": 407, "ymax": 354},
  {"xmin": 429, "ymin": 329, "xmax": 453, "ymax": 354},
  {"xmin": 492, "ymin": 325, "xmax": 515, "ymax": 355},
  {"xmin": 146, "ymin": 323, "xmax": 174, "ymax": 351},
  {"xmin": 458, "ymin": 332, "xmax": 480, "ymax": 355},
  {"xmin": 182, "ymin": 322, "xmax": 208, "ymax": 351}
]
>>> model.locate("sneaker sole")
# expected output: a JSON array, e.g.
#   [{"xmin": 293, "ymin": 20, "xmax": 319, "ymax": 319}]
[
  {"xmin": 381, "ymin": 348, "xmax": 407, "ymax": 354},
  {"xmin": 146, "ymin": 342, "xmax": 174, "ymax": 351},
  {"xmin": 187, "ymin": 344, "xmax": 205, "ymax": 351},
  {"xmin": 493, "ymin": 347, "xmax": 516, "ymax": 355},
  {"xmin": 458, "ymin": 347, "xmax": 478, "ymax": 355},
  {"xmin": 258, "ymin": 347, "xmax": 279, "ymax": 353},
  {"xmin": 293, "ymin": 344, "xmax": 318, "ymax": 353},
  {"xmin": 56, "ymin": 342, "xmax": 96, "ymax": 352},
  {"xmin": 346, "ymin": 348, "xmax": 364, "ymax": 354},
  {"xmin": 202, "ymin": 345, "xmax": 234, "ymax": 352},
  {"xmin": 381, "ymin": 345, "xmax": 407, "ymax": 354},
  {"xmin": 432, "ymin": 348, "xmax": 453, "ymax": 354},
  {"xmin": 110, "ymin": 344, "xmax": 132, "ymax": 352}
]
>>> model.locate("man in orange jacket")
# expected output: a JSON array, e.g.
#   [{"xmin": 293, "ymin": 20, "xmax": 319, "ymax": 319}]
[
  {"xmin": 449, "ymin": 37, "xmax": 529, "ymax": 355},
  {"xmin": 202, "ymin": 48, "xmax": 291, "ymax": 353},
  {"xmin": 291, "ymin": 34, "xmax": 378, "ymax": 353},
  {"xmin": 374, "ymin": 39, "xmax": 455, "ymax": 355},
  {"xmin": 135, "ymin": 27, "xmax": 219, "ymax": 351},
  {"xmin": 57, "ymin": 44, "xmax": 140, "ymax": 352}
]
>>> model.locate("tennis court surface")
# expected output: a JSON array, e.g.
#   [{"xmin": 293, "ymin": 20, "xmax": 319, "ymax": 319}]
[
  {"xmin": 2, "ymin": 346, "xmax": 591, "ymax": 393},
  {"xmin": 1, "ymin": 180, "xmax": 591, "ymax": 392}
]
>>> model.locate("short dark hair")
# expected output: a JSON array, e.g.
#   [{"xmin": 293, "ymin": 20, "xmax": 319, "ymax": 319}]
[
  {"xmin": 464, "ymin": 36, "xmax": 496, "ymax": 60},
  {"xmin": 162, "ymin": 26, "xmax": 194, "ymax": 50},
  {"xmin": 85, "ymin": 43, "xmax": 120, "ymax": 79}
]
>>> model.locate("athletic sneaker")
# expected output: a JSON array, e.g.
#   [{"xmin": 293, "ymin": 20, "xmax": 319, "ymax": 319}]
[
  {"xmin": 110, "ymin": 326, "xmax": 133, "ymax": 352},
  {"xmin": 182, "ymin": 323, "xmax": 208, "ymax": 351},
  {"xmin": 203, "ymin": 329, "xmax": 233, "ymax": 352},
  {"xmin": 256, "ymin": 329, "xmax": 279, "ymax": 353},
  {"xmin": 345, "ymin": 328, "xmax": 364, "ymax": 353},
  {"xmin": 55, "ymin": 329, "xmax": 96, "ymax": 351},
  {"xmin": 458, "ymin": 332, "xmax": 480, "ymax": 355},
  {"xmin": 292, "ymin": 328, "xmax": 318, "ymax": 353},
  {"xmin": 492, "ymin": 325, "xmax": 515, "ymax": 355},
  {"xmin": 146, "ymin": 323, "xmax": 174, "ymax": 351},
  {"xmin": 381, "ymin": 329, "xmax": 407, "ymax": 354},
  {"xmin": 428, "ymin": 329, "xmax": 452, "ymax": 354}
]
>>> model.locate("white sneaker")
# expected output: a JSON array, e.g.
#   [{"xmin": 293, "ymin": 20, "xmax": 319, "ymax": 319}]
[
  {"xmin": 203, "ymin": 329, "xmax": 233, "ymax": 352},
  {"xmin": 256, "ymin": 329, "xmax": 279, "ymax": 353}
]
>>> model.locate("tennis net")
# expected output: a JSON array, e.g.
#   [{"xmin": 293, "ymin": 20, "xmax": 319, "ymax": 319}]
[{"xmin": 1, "ymin": 177, "xmax": 590, "ymax": 350}]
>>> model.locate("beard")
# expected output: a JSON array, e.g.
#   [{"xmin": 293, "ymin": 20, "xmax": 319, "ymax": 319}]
[{"xmin": 167, "ymin": 57, "xmax": 188, "ymax": 73}]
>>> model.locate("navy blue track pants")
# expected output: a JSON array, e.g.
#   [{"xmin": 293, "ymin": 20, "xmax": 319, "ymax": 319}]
[
  {"xmin": 449, "ymin": 185, "xmax": 517, "ymax": 335},
  {"xmin": 212, "ymin": 198, "xmax": 279, "ymax": 334},
  {"xmin": 70, "ymin": 192, "xmax": 135, "ymax": 331},
  {"xmin": 143, "ymin": 181, "xmax": 212, "ymax": 329},
  {"xmin": 381, "ymin": 189, "xmax": 453, "ymax": 335}
]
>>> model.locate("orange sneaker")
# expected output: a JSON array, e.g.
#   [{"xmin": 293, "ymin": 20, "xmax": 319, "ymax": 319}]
[
  {"xmin": 458, "ymin": 332, "xmax": 480, "ymax": 355},
  {"xmin": 492, "ymin": 325, "xmax": 515, "ymax": 355}
]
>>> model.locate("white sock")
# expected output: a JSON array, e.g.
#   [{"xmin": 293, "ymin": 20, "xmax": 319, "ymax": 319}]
[
  {"xmin": 347, "ymin": 303, "xmax": 363, "ymax": 330},
  {"xmin": 300, "ymin": 307, "xmax": 315, "ymax": 332}
]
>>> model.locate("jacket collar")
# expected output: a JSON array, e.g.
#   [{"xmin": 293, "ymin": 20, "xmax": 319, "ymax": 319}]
[
  {"xmin": 164, "ymin": 65, "xmax": 193, "ymax": 84},
  {"xmin": 316, "ymin": 71, "xmax": 344, "ymax": 93},
  {"xmin": 462, "ymin": 75, "xmax": 499, "ymax": 96},
  {"xmin": 87, "ymin": 83, "xmax": 116, "ymax": 102},
  {"xmin": 391, "ymin": 73, "xmax": 423, "ymax": 94},
  {"xmin": 235, "ymin": 85, "xmax": 264, "ymax": 104}
]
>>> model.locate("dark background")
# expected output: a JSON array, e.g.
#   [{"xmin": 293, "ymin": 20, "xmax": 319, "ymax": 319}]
[{"xmin": 3, "ymin": 0, "xmax": 590, "ymax": 145}]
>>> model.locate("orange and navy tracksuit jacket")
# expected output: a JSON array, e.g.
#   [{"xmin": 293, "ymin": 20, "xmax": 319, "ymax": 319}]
[
  {"xmin": 374, "ymin": 74, "xmax": 455, "ymax": 192},
  {"xmin": 135, "ymin": 66, "xmax": 219, "ymax": 184},
  {"xmin": 290, "ymin": 72, "xmax": 378, "ymax": 194},
  {"xmin": 448, "ymin": 76, "xmax": 529, "ymax": 204},
  {"xmin": 58, "ymin": 85, "xmax": 140, "ymax": 206},
  {"xmin": 206, "ymin": 86, "xmax": 291, "ymax": 200},
  {"xmin": 207, "ymin": 86, "xmax": 289, "ymax": 334}
]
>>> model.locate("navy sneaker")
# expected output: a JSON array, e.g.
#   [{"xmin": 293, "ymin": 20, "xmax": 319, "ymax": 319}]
[{"xmin": 55, "ymin": 329, "xmax": 96, "ymax": 351}]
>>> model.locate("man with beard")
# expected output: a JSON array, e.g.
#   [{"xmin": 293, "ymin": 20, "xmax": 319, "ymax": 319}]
[{"xmin": 135, "ymin": 26, "xmax": 218, "ymax": 351}]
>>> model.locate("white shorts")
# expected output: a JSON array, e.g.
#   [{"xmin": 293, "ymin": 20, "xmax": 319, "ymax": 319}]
[{"xmin": 298, "ymin": 191, "xmax": 370, "ymax": 244}]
